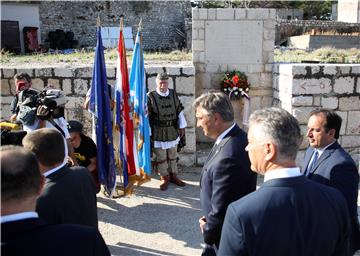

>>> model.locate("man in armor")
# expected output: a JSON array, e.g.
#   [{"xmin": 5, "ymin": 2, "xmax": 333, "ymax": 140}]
[{"xmin": 147, "ymin": 72, "xmax": 187, "ymax": 190}]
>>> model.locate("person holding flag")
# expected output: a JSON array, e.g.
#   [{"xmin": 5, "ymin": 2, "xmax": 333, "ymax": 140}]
[{"xmin": 147, "ymin": 72, "xmax": 187, "ymax": 191}]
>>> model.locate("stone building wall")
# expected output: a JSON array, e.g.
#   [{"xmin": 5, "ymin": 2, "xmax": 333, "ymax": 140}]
[
  {"xmin": 276, "ymin": 19, "xmax": 360, "ymax": 45},
  {"xmin": 38, "ymin": 1, "xmax": 191, "ymax": 50},
  {"xmin": 192, "ymin": 8, "xmax": 275, "ymax": 142},
  {"xmin": 273, "ymin": 64, "xmax": 360, "ymax": 167},
  {"xmin": 0, "ymin": 64, "xmax": 196, "ymax": 166}
]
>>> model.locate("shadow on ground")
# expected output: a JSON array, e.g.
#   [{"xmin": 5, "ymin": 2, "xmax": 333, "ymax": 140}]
[{"xmin": 97, "ymin": 171, "xmax": 203, "ymax": 254}]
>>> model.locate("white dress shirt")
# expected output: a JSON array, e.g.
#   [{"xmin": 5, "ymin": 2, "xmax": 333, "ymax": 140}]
[
  {"xmin": 1, "ymin": 211, "xmax": 38, "ymax": 224},
  {"xmin": 264, "ymin": 167, "xmax": 302, "ymax": 183},
  {"xmin": 43, "ymin": 162, "xmax": 67, "ymax": 177},
  {"xmin": 153, "ymin": 88, "xmax": 187, "ymax": 150}
]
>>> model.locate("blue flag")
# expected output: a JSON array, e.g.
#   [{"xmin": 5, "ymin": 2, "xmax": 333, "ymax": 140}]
[
  {"xmin": 129, "ymin": 29, "xmax": 151, "ymax": 179},
  {"xmin": 89, "ymin": 26, "xmax": 117, "ymax": 197}
]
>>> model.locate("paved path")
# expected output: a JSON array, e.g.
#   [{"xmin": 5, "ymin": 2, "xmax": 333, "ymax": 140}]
[
  {"xmin": 97, "ymin": 170, "xmax": 204, "ymax": 256},
  {"xmin": 97, "ymin": 168, "xmax": 360, "ymax": 256}
]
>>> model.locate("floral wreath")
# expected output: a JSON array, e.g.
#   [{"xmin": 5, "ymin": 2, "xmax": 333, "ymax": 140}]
[{"xmin": 221, "ymin": 70, "xmax": 250, "ymax": 100}]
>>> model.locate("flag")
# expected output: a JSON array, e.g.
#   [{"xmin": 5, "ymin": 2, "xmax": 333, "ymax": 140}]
[
  {"xmin": 89, "ymin": 25, "xmax": 117, "ymax": 197},
  {"xmin": 129, "ymin": 27, "xmax": 151, "ymax": 181},
  {"xmin": 114, "ymin": 22, "xmax": 137, "ymax": 194}
]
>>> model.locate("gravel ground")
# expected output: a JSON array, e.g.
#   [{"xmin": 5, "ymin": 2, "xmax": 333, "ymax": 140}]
[
  {"xmin": 97, "ymin": 168, "xmax": 360, "ymax": 256},
  {"xmin": 97, "ymin": 169, "xmax": 204, "ymax": 256}
]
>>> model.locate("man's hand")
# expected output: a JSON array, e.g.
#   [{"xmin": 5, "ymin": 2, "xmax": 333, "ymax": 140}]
[
  {"xmin": 36, "ymin": 105, "xmax": 50, "ymax": 120},
  {"xmin": 199, "ymin": 216, "xmax": 206, "ymax": 234}
]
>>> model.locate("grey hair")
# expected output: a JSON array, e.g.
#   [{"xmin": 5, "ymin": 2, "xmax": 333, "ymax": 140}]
[
  {"xmin": 194, "ymin": 91, "xmax": 234, "ymax": 122},
  {"xmin": 249, "ymin": 107, "xmax": 302, "ymax": 160}
]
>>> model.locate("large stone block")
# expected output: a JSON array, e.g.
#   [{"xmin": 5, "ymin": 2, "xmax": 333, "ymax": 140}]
[
  {"xmin": 31, "ymin": 78, "xmax": 45, "ymax": 91},
  {"xmin": 182, "ymin": 128, "xmax": 196, "ymax": 153},
  {"xmin": 205, "ymin": 64, "xmax": 220, "ymax": 73},
  {"xmin": 198, "ymin": 28, "xmax": 205, "ymax": 40},
  {"xmin": 179, "ymin": 95, "xmax": 195, "ymax": 127},
  {"xmin": 323, "ymin": 65, "xmax": 337, "ymax": 75},
  {"xmin": 352, "ymin": 65, "xmax": 360, "ymax": 74},
  {"xmin": 216, "ymin": 8, "xmax": 234, "ymax": 20},
  {"xmin": 1, "ymin": 79, "xmax": 10, "ymax": 95},
  {"xmin": 35, "ymin": 68, "xmax": 53, "ymax": 77},
  {"xmin": 208, "ymin": 9, "xmax": 216, "ymax": 20},
  {"xmin": 292, "ymin": 107, "xmax": 315, "ymax": 124},
  {"xmin": 178, "ymin": 153, "xmax": 195, "ymax": 167},
  {"xmin": 176, "ymin": 76, "xmax": 195, "ymax": 95},
  {"xmin": 47, "ymin": 78, "xmax": 61, "ymax": 89},
  {"xmin": 192, "ymin": 51, "xmax": 205, "ymax": 63},
  {"xmin": 192, "ymin": 8, "xmax": 199, "ymax": 20},
  {"xmin": 339, "ymin": 66, "xmax": 351, "ymax": 75},
  {"xmin": 192, "ymin": 40, "xmax": 205, "ymax": 51},
  {"xmin": 1, "ymin": 96, "xmax": 13, "ymax": 104},
  {"xmin": 342, "ymin": 135, "xmax": 360, "ymax": 148},
  {"xmin": 62, "ymin": 79, "xmax": 72, "ymax": 95},
  {"xmin": 65, "ymin": 96, "xmax": 85, "ymax": 109},
  {"xmin": 145, "ymin": 66, "xmax": 164, "ymax": 75},
  {"xmin": 16, "ymin": 69, "xmax": 33, "ymax": 77},
  {"xmin": 167, "ymin": 67, "xmax": 180, "ymax": 75},
  {"xmin": 235, "ymin": 9, "xmax": 246, "ymax": 19},
  {"xmin": 3, "ymin": 69, "xmax": 15, "ymax": 78},
  {"xmin": 54, "ymin": 68, "xmax": 73, "ymax": 77},
  {"xmin": 248, "ymin": 64, "xmax": 264, "ymax": 73},
  {"xmin": 76, "ymin": 67, "xmax": 93, "ymax": 78},
  {"xmin": 182, "ymin": 67, "xmax": 195, "ymax": 76},
  {"xmin": 198, "ymin": 9, "xmax": 208, "ymax": 20},
  {"xmin": 339, "ymin": 96, "xmax": 360, "ymax": 111},
  {"xmin": 192, "ymin": 20, "xmax": 204, "ymax": 29},
  {"xmin": 292, "ymin": 65, "xmax": 307, "ymax": 75},
  {"xmin": 347, "ymin": 111, "xmax": 360, "ymax": 134},
  {"xmin": 260, "ymin": 72, "xmax": 272, "ymax": 88},
  {"xmin": 1, "ymin": 104, "xmax": 12, "ymax": 120},
  {"xmin": 205, "ymin": 21, "xmax": 263, "ymax": 65},
  {"xmin": 247, "ymin": 9, "xmax": 268, "ymax": 19},
  {"xmin": 9, "ymin": 79, "xmax": 15, "ymax": 95},
  {"xmin": 106, "ymin": 67, "xmax": 116, "ymax": 79},
  {"xmin": 292, "ymin": 78, "xmax": 332, "ymax": 95},
  {"xmin": 321, "ymin": 96, "xmax": 338, "ymax": 109},
  {"xmin": 73, "ymin": 79, "xmax": 89, "ymax": 95},
  {"xmin": 192, "ymin": 28, "xmax": 198, "ymax": 40},
  {"xmin": 263, "ymin": 40, "xmax": 274, "ymax": 52},
  {"xmin": 357, "ymin": 77, "xmax": 360, "ymax": 93},
  {"xmin": 311, "ymin": 65, "xmax": 320, "ymax": 74},
  {"xmin": 336, "ymin": 111, "xmax": 348, "ymax": 135},
  {"xmin": 292, "ymin": 96, "xmax": 313, "ymax": 106},
  {"xmin": 334, "ymin": 77, "xmax": 354, "ymax": 94}
]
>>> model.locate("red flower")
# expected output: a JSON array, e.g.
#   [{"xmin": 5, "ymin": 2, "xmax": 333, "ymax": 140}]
[{"xmin": 232, "ymin": 75, "xmax": 239, "ymax": 84}]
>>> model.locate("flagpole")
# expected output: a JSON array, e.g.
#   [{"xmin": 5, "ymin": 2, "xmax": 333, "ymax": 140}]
[
  {"xmin": 138, "ymin": 18, "xmax": 142, "ymax": 32},
  {"xmin": 96, "ymin": 15, "xmax": 101, "ymax": 27},
  {"xmin": 120, "ymin": 16, "xmax": 123, "ymax": 32}
]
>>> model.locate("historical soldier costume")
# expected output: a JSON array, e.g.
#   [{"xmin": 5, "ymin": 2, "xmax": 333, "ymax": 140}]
[{"xmin": 147, "ymin": 72, "xmax": 187, "ymax": 190}]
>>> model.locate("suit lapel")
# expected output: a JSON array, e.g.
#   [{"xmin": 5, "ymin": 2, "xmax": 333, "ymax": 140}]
[{"xmin": 307, "ymin": 142, "xmax": 339, "ymax": 176}]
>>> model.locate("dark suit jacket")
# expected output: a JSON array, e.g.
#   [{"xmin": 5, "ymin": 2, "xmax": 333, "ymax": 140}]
[
  {"xmin": 1, "ymin": 217, "xmax": 110, "ymax": 256},
  {"xmin": 36, "ymin": 165, "xmax": 98, "ymax": 228},
  {"xmin": 218, "ymin": 176, "xmax": 351, "ymax": 256},
  {"xmin": 200, "ymin": 124, "xmax": 257, "ymax": 248},
  {"xmin": 302, "ymin": 142, "xmax": 359, "ymax": 251}
]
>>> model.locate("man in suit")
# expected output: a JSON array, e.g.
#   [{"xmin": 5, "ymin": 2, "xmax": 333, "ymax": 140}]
[
  {"xmin": 1, "ymin": 145, "xmax": 110, "ymax": 256},
  {"xmin": 194, "ymin": 92, "xmax": 257, "ymax": 255},
  {"xmin": 303, "ymin": 108, "xmax": 360, "ymax": 253},
  {"xmin": 218, "ymin": 107, "xmax": 350, "ymax": 256},
  {"xmin": 22, "ymin": 128, "xmax": 98, "ymax": 228}
]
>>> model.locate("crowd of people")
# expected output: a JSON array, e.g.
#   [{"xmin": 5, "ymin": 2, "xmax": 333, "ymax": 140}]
[{"xmin": 1, "ymin": 72, "xmax": 359, "ymax": 255}]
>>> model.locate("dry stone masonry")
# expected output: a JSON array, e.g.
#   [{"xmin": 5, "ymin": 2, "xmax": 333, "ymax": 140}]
[
  {"xmin": 273, "ymin": 64, "xmax": 360, "ymax": 166},
  {"xmin": 0, "ymin": 64, "xmax": 196, "ymax": 166}
]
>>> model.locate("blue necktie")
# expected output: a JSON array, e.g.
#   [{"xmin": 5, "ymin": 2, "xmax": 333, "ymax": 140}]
[{"xmin": 307, "ymin": 150, "xmax": 319, "ymax": 175}]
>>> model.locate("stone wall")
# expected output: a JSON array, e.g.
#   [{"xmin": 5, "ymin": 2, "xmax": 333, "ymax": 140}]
[
  {"xmin": 276, "ymin": 19, "xmax": 360, "ymax": 45},
  {"xmin": 0, "ymin": 64, "xmax": 196, "ymax": 166},
  {"xmin": 192, "ymin": 8, "xmax": 275, "ymax": 142},
  {"xmin": 273, "ymin": 64, "xmax": 360, "ymax": 167},
  {"xmin": 38, "ymin": 1, "xmax": 191, "ymax": 50}
]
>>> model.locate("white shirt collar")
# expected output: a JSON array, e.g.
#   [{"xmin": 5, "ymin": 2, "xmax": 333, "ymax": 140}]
[
  {"xmin": 1, "ymin": 211, "xmax": 38, "ymax": 224},
  {"xmin": 156, "ymin": 88, "xmax": 169, "ymax": 97},
  {"xmin": 215, "ymin": 123, "xmax": 236, "ymax": 146},
  {"xmin": 264, "ymin": 167, "xmax": 302, "ymax": 182},
  {"xmin": 315, "ymin": 140, "xmax": 336, "ymax": 157},
  {"xmin": 43, "ymin": 162, "xmax": 67, "ymax": 177}
]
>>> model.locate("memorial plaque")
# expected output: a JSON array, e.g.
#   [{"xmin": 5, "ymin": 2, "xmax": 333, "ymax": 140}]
[{"xmin": 205, "ymin": 21, "xmax": 263, "ymax": 65}]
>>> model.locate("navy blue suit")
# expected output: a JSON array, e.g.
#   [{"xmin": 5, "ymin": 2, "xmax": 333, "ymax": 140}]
[
  {"xmin": 302, "ymin": 142, "xmax": 359, "ymax": 252},
  {"xmin": 200, "ymin": 124, "xmax": 257, "ymax": 250},
  {"xmin": 36, "ymin": 165, "xmax": 98, "ymax": 228},
  {"xmin": 219, "ymin": 176, "xmax": 351, "ymax": 256},
  {"xmin": 1, "ymin": 218, "xmax": 110, "ymax": 256}
]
